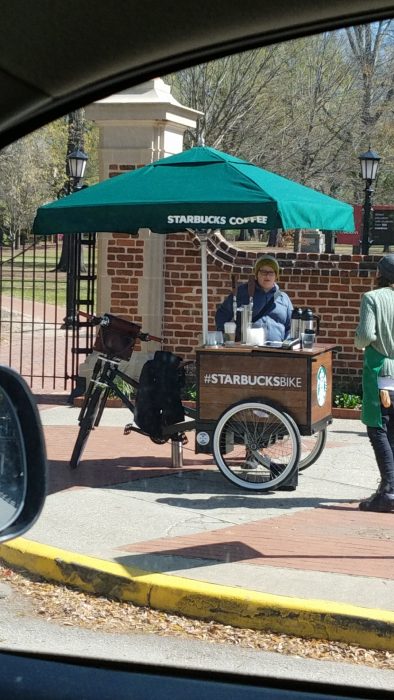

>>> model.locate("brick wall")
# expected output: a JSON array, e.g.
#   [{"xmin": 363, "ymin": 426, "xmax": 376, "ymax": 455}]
[
  {"xmin": 107, "ymin": 234, "xmax": 144, "ymax": 323},
  {"xmin": 106, "ymin": 231, "xmax": 379, "ymax": 390}
]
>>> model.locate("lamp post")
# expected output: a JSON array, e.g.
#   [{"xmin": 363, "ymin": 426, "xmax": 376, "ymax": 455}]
[
  {"xmin": 359, "ymin": 148, "xmax": 381, "ymax": 255},
  {"xmin": 63, "ymin": 149, "xmax": 88, "ymax": 328}
]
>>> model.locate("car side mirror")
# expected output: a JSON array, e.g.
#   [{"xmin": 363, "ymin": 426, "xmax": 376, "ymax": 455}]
[{"xmin": 0, "ymin": 366, "xmax": 47, "ymax": 543}]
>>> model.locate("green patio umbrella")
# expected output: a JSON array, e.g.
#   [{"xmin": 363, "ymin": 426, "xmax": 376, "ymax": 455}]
[
  {"xmin": 33, "ymin": 146, "xmax": 355, "ymax": 342},
  {"xmin": 33, "ymin": 146, "xmax": 355, "ymax": 235}
]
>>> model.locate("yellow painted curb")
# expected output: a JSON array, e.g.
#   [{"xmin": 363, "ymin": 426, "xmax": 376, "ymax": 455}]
[{"xmin": 1, "ymin": 537, "xmax": 393, "ymax": 652}]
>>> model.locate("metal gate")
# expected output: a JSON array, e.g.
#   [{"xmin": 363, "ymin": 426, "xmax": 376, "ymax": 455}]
[{"xmin": 0, "ymin": 233, "xmax": 97, "ymax": 397}]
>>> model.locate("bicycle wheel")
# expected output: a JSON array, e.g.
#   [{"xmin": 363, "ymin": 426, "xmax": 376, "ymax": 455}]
[
  {"xmin": 298, "ymin": 428, "xmax": 327, "ymax": 471},
  {"xmin": 70, "ymin": 387, "xmax": 102, "ymax": 469},
  {"xmin": 212, "ymin": 400, "xmax": 300, "ymax": 492},
  {"xmin": 77, "ymin": 359, "xmax": 102, "ymax": 424}
]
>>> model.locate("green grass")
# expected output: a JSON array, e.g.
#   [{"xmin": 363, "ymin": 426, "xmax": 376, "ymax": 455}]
[
  {"xmin": 1, "ymin": 280, "xmax": 92, "ymax": 306},
  {"xmin": 1, "ymin": 248, "xmax": 58, "ymax": 267},
  {"xmin": 1, "ymin": 245, "xmax": 95, "ymax": 306}
]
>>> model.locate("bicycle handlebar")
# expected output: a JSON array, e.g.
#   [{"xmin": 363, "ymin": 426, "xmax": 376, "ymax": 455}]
[
  {"xmin": 78, "ymin": 310, "xmax": 102, "ymax": 326},
  {"xmin": 77, "ymin": 310, "xmax": 163, "ymax": 343},
  {"xmin": 138, "ymin": 331, "xmax": 163, "ymax": 343}
]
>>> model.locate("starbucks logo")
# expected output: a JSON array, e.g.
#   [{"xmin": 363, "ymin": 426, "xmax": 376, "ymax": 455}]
[{"xmin": 316, "ymin": 366, "xmax": 327, "ymax": 406}]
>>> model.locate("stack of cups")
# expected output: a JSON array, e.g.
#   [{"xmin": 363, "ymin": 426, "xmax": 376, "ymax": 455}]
[
  {"xmin": 206, "ymin": 331, "xmax": 224, "ymax": 346},
  {"xmin": 224, "ymin": 321, "xmax": 236, "ymax": 345}
]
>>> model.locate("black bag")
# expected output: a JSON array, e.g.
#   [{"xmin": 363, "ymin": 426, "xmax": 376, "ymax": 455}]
[{"xmin": 134, "ymin": 351, "xmax": 185, "ymax": 440}]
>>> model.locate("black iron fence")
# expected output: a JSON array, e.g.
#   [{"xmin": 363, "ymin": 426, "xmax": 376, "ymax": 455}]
[{"xmin": 0, "ymin": 234, "xmax": 96, "ymax": 396}]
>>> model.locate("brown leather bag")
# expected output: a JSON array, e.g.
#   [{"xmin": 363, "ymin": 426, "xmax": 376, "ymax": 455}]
[{"xmin": 93, "ymin": 314, "xmax": 141, "ymax": 360}]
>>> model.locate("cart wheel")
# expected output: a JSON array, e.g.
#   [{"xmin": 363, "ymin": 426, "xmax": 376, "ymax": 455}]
[
  {"xmin": 298, "ymin": 428, "xmax": 327, "ymax": 471},
  {"xmin": 212, "ymin": 400, "xmax": 301, "ymax": 492}
]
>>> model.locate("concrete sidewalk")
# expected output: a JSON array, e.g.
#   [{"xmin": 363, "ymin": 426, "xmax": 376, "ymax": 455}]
[{"xmin": 1, "ymin": 399, "xmax": 393, "ymax": 651}]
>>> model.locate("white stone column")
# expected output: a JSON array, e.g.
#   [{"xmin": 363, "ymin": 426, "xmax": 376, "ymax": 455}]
[{"xmin": 79, "ymin": 80, "xmax": 201, "ymax": 383}]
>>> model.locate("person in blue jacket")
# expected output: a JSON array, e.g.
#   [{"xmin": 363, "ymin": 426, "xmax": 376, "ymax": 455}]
[{"xmin": 215, "ymin": 255, "xmax": 293, "ymax": 342}]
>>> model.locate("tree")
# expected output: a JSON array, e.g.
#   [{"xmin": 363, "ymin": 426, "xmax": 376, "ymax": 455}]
[
  {"xmin": 345, "ymin": 22, "xmax": 393, "ymax": 138},
  {"xmin": 56, "ymin": 110, "xmax": 86, "ymax": 272},
  {"xmin": 166, "ymin": 23, "xmax": 393, "ymax": 206},
  {"xmin": 167, "ymin": 48, "xmax": 281, "ymax": 155},
  {"xmin": 0, "ymin": 109, "xmax": 101, "ymax": 249},
  {"xmin": 344, "ymin": 22, "xmax": 394, "ymax": 203},
  {"xmin": 0, "ymin": 120, "xmax": 67, "ymax": 247},
  {"xmin": 54, "ymin": 108, "xmax": 98, "ymax": 271},
  {"xmin": 248, "ymin": 32, "xmax": 358, "ymax": 195}
]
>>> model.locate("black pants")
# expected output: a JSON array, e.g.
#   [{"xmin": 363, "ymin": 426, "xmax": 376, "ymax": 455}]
[{"xmin": 367, "ymin": 390, "xmax": 394, "ymax": 489}]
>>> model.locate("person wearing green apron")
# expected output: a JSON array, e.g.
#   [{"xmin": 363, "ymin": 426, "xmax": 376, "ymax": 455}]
[{"xmin": 355, "ymin": 254, "xmax": 394, "ymax": 512}]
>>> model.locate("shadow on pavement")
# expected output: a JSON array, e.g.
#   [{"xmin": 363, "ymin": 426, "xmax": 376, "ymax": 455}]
[
  {"xmin": 154, "ymin": 495, "xmax": 353, "ymax": 510},
  {"xmin": 113, "ymin": 543, "xmax": 394, "ymax": 575},
  {"xmin": 114, "ymin": 542, "xmax": 269, "ymax": 571},
  {"xmin": 46, "ymin": 458, "xmax": 208, "ymax": 495},
  {"xmin": 46, "ymin": 457, "xmax": 352, "ymax": 509},
  {"xmin": 35, "ymin": 393, "xmax": 69, "ymax": 407},
  {"xmin": 329, "ymin": 429, "xmax": 367, "ymax": 437}
]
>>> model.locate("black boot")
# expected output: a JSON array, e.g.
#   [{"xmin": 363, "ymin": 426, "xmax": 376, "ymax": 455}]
[{"xmin": 359, "ymin": 484, "xmax": 394, "ymax": 512}]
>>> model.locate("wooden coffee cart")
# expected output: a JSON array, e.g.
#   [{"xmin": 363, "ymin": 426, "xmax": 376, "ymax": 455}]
[
  {"xmin": 69, "ymin": 310, "xmax": 336, "ymax": 493},
  {"xmin": 194, "ymin": 342, "xmax": 336, "ymax": 492}
]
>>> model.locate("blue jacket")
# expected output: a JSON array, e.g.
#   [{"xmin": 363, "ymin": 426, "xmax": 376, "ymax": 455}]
[{"xmin": 215, "ymin": 282, "xmax": 293, "ymax": 341}]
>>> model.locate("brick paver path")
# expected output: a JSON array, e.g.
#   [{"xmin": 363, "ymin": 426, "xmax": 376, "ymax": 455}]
[
  {"xmin": 123, "ymin": 507, "xmax": 394, "ymax": 579},
  {"xmin": 0, "ymin": 297, "xmax": 68, "ymax": 393},
  {"xmin": 43, "ymin": 424, "xmax": 215, "ymax": 495}
]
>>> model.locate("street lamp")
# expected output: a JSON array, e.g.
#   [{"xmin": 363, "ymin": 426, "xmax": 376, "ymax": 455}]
[
  {"xmin": 359, "ymin": 148, "xmax": 381, "ymax": 255},
  {"xmin": 67, "ymin": 148, "xmax": 88, "ymax": 190}
]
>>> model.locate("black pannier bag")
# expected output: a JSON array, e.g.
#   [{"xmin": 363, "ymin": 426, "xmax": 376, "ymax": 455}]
[{"xmin": 134, "ymin": 351, "xmax": 185, "ymax": 441}]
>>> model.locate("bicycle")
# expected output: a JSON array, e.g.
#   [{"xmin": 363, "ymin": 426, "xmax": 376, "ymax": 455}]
[{"xmin": 70, "ymin": 312, "xmax": 196, "ymax": 470}]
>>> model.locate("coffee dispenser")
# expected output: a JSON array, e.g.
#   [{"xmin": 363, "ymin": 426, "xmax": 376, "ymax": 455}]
[
  {"xmin": 290, "ymin": 307, "xmax": 303, "ymax": 338},
  {"xmin": 240, "ymin": 304, "xmax": 252, "ymax": 344},
  {"xmin": 300, "ymin": 308, "xmax": 320, "ymax": 336}
]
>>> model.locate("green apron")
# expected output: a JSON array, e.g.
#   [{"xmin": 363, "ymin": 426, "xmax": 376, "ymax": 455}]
[{"xmin": 361, "ymin": 346, "xmax": 386, "ymax": 428}]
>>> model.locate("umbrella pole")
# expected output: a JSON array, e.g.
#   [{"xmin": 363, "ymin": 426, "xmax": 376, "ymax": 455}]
[{"xmin": 197, "ymin": 230, "xmax": 209, "ymax": 345}]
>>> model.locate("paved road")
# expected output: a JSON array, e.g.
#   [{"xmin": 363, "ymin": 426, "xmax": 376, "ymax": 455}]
[{"xmin": 1, "ymin": 581, "xmax": 394, "ymax": 691}]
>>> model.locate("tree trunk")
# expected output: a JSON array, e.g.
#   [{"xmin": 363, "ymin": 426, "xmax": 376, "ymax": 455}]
[{"xmin": 56, "ymin": 109, "xmax": 87, "ymax": 273}]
